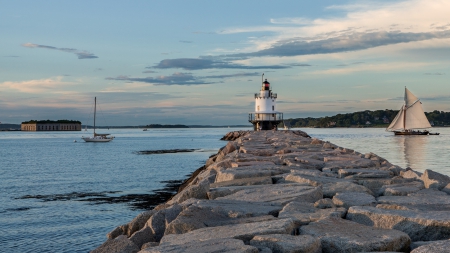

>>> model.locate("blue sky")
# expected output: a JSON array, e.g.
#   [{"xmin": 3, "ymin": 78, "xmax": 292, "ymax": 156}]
[{"xmin": 1, "ymin": 0, "xmax": 450, "ymax": 126}]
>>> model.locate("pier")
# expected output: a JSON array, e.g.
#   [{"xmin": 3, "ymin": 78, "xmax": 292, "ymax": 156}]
[{"xmin": 92, "ymin": 130, "xmax": 450, "ymax": 253}]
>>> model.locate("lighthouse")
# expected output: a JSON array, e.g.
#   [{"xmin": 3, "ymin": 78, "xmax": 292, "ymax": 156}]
[{"xmin": 249, "ymin": 74, "xmax": 283, "ymax": 130}]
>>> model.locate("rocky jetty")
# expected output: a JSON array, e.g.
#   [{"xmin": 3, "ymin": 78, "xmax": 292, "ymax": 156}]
[{"xmin": 92, "ymin": 130, "xmax": 450, "ymax": 253}]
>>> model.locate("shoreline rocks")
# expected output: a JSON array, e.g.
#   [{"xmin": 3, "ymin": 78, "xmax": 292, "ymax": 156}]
[{"xmin": 92, "ymin": 130, "xmax": 450, "ymax": 253}]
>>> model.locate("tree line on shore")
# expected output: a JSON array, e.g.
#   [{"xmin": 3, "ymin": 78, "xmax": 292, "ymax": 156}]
[{"xmin": 285, "ymin": 110, "xmax": 450, "ymax": 128}]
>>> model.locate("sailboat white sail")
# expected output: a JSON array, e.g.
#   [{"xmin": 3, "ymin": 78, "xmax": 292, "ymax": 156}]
[
  {"xmin": 386, "ymin": 87, "xmax": 432, "ymax": 135},
  {"xmin": 82, "ymin": 97, "xmax": 114, "ymax": 142}
]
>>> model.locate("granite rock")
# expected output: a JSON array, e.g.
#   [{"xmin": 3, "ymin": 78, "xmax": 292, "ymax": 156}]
[
  {"xmin": 160, "ymin": 218, "xmax": 297, "ymax": 246},
  {"xmin": 216, "ymin": 183, "xmax": 323, "ymax": 205},
  {"xmin": 347, "ymin": 206, "xmax": 450, "ymax": 241},
  {"xmin": 300, "ymin": 218, "xmax": 410, "ymax": 253},
  {"xmin": 332, "ymin": 192, "xmax": 376, "ymax": 209},
  {"xmin": 90, "ymin": 235, "xmax": 140, "ymax": 253},
  {"xmin": 250, "ymin": 234, "xmax": 321, "ymax": 253}
]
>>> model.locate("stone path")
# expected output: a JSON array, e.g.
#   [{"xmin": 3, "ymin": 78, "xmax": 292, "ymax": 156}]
[{"xmin": 92, "ymin": 130, "xmax": 450, "ymax": 253}]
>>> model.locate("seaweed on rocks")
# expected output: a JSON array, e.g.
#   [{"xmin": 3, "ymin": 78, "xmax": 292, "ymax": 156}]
[
  {"xmin": 136, "ymin": 149, "xmax": 198, "ymax": 155},
  {"xmin": 15, "ymin": 179, "xmax": 186, "ymax": 211}
]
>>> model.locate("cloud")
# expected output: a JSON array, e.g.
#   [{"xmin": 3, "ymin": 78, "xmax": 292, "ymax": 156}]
[
  {"xmin": 227, "ymin": 30, "xmax": 450, "ymax": 58},
  {"xmin": 22, "ymin": 43, "xmax": 98, "ymax": 59},
  {"xmin": 152, "ymin": 58, "xmax": 289, "ymax": 70},
  {"xmin": 106, "ymin": 72, "xmax": 212, "ymax": 85},
  {"xmin": 424, "ymin": 72, "xmax": 444, "ymax": 75},
  {"xmin": 213, "ymin": 0, "xmax": 450, "ymax": 63},
  {"xmin": 106, "ymin": 71, "xmax": 263, "ymax": 86},
  {"xmin": 0, "ymin": 76, "xmax": 73, "ymax": 93},
  {"xmin": 142, "ymin": 70, "xmax": 157, "ymax": 73},
  {"xmin": 202, "ymin": 72, "xmax": 260, "ymax": 79}
]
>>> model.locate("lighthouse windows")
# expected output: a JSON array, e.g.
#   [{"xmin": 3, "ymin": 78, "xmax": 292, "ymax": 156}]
[
  {"xmin": 257, "ymin": 105, "xmax": 260, "ymax": 111},
  {"xmin": 272, "ymin": 106, "xmax": 274, "ymax": 111}
]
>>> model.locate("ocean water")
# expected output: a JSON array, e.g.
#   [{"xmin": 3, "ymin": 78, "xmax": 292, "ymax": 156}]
[{"xmin": 1, "ymin": 127, "xmax": 449, "ymax": 252}]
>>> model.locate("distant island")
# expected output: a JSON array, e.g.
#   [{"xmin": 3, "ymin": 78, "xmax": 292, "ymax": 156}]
[
  {"xmin": 285, "ymin": 109, "xmax": 450, "ymax": 128},
  {"xmin": 145, "ymin": 124, "xmax": 189, "ymax": 128}
]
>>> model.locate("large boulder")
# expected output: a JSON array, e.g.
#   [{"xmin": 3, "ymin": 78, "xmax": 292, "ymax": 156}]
[
  {"xmin": 400, "ymin": 169, "xmax": 423, "ymax": 180},
  {"xmin": 322, "ymin": 181, "xmax": 374, "ymax": 198},
  {"xmin": 91, "ymin": 235, "xmax": 140, "ymax": 253},
  {"xmin": 411, "ymin": 240, "xmax": 450, "ymax": 253},
  {"xmin": 123, "ymin": 210, "xmax": 156, "ymax": 238},
  {"xmin": 278, "ymin": 201, "xmax": 346, "ymax": 225},
  {"xmin": 300, "ymin": 218, "xmax": 410, "ymax": 253},
  {"xmin": 167, "ymin": 179, "xmax": 209, "ymax": 204},
  {"xmin": 332, "ymin": 192, "xmax": 376, "ymax": 209},
  {"xmin": 210, "ymin": 176, "xmax": 273, "ymax": 188},
  {"xmin": 216, "ymin": 183, "xmax": 323, "ymax": 205},
  {"xmin": 422, "ymin": 169, "xmax": 450, "ymax": 190},
  {"xmin": 139, "ymin": 238, "xmax": 258, "ymax": 253},
  {"xmin": 215, "ymin": 166, "xmax": 289, "ymax": 182},
  {"xmin": 347, "ymin": 206, "xmax": 450, "ymax": 241},
  {"xmin": 250, "ymin": 234, "xmax": 321, "ymax": 253},
  {"xmin": 284, "ymin": 173, "xmax": 349, "ymax": 187},
  {"xmin": 338, "ymin": 168, "xmax": 393, "ymax": 179},
  {"xmin": 379, "ymin": 181, "xmax": 424, "ymax": 196},
  {"xmin": 160, "ymin": 218, "xmax": 298, "ymax": 246},
  {"xmin": 183, "ymin": 199, "xmax": 282, "ymax": 218},
  {"xmin": 147, "ymin": 205, "xmax": 183, "ymax": 241},
  {"xmin": 129, "ymin": 226, "xmax": 156, "ymax": 249}
]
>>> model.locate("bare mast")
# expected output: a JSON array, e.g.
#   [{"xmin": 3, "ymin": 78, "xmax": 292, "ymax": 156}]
[{"xmin": 94, "ymin": 97, "xmax": 96, "ymax": 135}]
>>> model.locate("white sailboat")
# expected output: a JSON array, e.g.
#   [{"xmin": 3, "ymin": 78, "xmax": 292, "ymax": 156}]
[
  {"xmin": 82, "ymin": 97, "xmax": 114, "ymax": 142},
  {"xmin": 386, "ymin": 87, "xmax": 435, "ymax": 135}
]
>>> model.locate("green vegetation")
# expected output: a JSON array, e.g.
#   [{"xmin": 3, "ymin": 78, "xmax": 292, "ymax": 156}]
[
  {"xmin": 285, "ymin": 110, "xmax": 450, "ymax": 128},
  {"xmin": 145, "ymin": 124, "xmax": 189, "ymax": 128},
  {"xmin": 21, "ymin": 119, "xmax": 81, "ymax": 124}
]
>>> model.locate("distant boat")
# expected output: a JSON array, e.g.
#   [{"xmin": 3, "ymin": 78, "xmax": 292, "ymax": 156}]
[
  {"xmin": 386, "ymin": 87, "xmax": 437, "ymax": 135},
  {"xmin": 82, "ymin": 97, "xmax": 114, "ymax": 142},
  {"xmin": 143, "ymin": 128, "xmax": 148, "ymax": 131}
]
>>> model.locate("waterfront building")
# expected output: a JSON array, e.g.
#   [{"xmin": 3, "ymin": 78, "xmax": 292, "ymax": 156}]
[
  {"xmin": 248, "ymin": 76, "xmax": 283, "ymax": 130},
  {"xmin": 21, "ymin": 120, "xmax": 82, "ymax": 131}
]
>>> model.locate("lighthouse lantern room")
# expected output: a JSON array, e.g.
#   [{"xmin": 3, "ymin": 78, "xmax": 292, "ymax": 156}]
[{"xmin": 249, "ymin": 74, "xmax": 283, "ymax": 130}]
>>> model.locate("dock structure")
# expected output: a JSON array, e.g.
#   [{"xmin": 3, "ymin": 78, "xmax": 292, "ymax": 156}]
[{"xmin": 93, "ymin": 130, "xmax": 450, "ymax": 253}]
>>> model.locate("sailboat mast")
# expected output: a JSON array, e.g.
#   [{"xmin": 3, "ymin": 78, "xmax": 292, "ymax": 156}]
[{"xmin": 94, "ymin": 97, "xmax": 96, "ymax": 135}]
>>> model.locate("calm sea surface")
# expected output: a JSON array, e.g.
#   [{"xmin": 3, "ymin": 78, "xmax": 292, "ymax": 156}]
[{"xmin": 1, "ymin": 127, "xmax": 449, "ymax": 252}]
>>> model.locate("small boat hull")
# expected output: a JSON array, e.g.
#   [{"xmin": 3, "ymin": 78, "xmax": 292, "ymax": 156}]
[
  {"xmin": 82, "ymin": 137, "xmax": 114, "ymax": 142},
  {"xmin": 394, "ymin": 131, "xmax": 429, "ymax": 135}
]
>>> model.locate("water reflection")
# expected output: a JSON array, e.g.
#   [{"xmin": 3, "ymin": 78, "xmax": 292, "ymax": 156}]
[{"xmin": 395, "ymin": 135, "xmax": 428, "ymax": 171}]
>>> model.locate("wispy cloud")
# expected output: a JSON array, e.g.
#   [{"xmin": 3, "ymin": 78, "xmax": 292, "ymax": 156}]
[
  {"xmin": 0, "ymin": 76, "xmax": 73, "ymax": 93},
  {"xmin": 106, "ymin": 71, "xmax": 262, "ymax": 85},
  {"xmin": 202, "ymin": 72, "xmax": 260, "ymax": 79},
  {"xmin": 152, "ymin": 58, "xmax": 289, "ymax": 70},
  {"xmin": 106, "ymin": 72, "xmax": 212, "ymax": 85},
  {"xmin": 424, "ymin": 72, "xmax": 444, "ymax": 75},
  {"xmin": 227, "ymin": 31, "xmax": 450, "ymax": 58},
  {"xmin": 22, "ymin": 43, "xmax": 98, "ymax": 59}
]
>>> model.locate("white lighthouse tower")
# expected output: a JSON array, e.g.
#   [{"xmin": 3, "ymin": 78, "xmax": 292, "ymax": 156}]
[{"xmin": 249, "ymin": 74, "xmax": 283, "ymax": 130}]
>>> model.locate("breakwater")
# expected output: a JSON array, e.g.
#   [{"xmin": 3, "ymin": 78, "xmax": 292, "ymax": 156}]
[{"xmin": 92, "ymin": 130, "xmax": 450, "ymax": 253}]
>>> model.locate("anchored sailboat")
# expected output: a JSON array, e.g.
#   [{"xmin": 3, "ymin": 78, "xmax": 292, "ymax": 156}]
[
  {"xmin": 386, "ymin": 87, "xmax": 436, "ymax": 135},
  {"xmin": 82, "ymin": 97, "xmax": 114, "ymax": 142}
]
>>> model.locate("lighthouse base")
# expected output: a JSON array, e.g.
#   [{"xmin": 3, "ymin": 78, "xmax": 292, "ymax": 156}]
[
  {"xmin": 248, "ymin": 112, "xmax": 283, "ymax": 131},
  {"xmin": 249, "ymin": 120, "xmax": 283, "ymax": 131}
]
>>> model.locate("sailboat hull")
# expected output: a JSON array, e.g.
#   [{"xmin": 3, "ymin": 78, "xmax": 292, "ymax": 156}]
[
  {"xmin": 393, "ymin": 131, "xmax": 429, "ymax": 135},
  {"xmin": 82, "ymin": 137, "xmax": 114, "ymax": 142}
]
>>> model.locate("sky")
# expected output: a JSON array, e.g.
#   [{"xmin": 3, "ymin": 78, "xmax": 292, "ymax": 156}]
[{"xmin": 1, "ymin": 0, "xmax": 450, "ymax": 126}]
